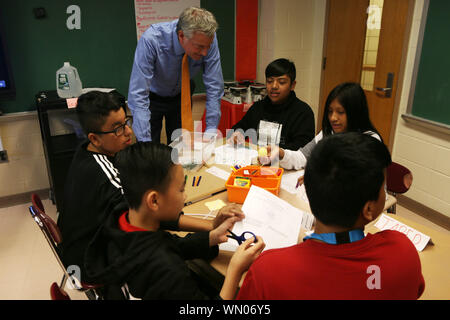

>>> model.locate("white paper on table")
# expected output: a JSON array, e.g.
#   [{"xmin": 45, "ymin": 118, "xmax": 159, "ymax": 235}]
[
  {"xmin": 297, "ymin": 184, "xmax": 310, "ymax": 204},
  {"xmin": 281, "ymin": 170, "xmax": 304, "ymax": 194},
  {"xmin": 374, "ymin": 214, "xmax": 433, "ymax": 251},
  {"xmin": 205, "ymin": 166, "xmax": 231, "ymax": 181},
  {"xmin": 214, "ymin": 145, "xmax": 258, "ymax": 167},
  {"xmin": 280, "ymin": 170, "xmax": 310, "ymax": 204},
  {"xmin": 220, "ymin": 185, "xmax": 314, "ymax": 252}
]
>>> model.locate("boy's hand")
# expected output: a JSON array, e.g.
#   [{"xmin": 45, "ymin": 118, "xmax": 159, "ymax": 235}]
[
  {"xmin": 213, "ymin": 203, "xmax": 245, "ymax": 229},
  {"xmin": 228, "ymin": 236, "xmax": 265, "ymax": 275},
  {"xmin": 227, "ymin": 131, "xmax": 245, "ymax": 146},
  {"xmin": 209, "ymin": 217, "xmax": 238, "ymax": 247},
  {"xmin": 258, "ymin": 145, "xmax": 284, "ymax": 166}
]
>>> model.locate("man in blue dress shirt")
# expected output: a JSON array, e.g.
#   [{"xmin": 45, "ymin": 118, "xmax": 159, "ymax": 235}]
[{"xmin": 128, "ymin": 7, "xmax": 224, "ymax": 143}]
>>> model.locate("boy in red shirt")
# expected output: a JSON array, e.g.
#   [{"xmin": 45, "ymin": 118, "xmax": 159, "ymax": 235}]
[{"xmin": 237, "ymin": 132, "xmax": 425, "ymax": 300}]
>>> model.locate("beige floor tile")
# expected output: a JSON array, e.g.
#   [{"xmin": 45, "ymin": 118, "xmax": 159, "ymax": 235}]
[{"xmin": 0, "ymin": 199, "xmax": 86, "ymax": 300}]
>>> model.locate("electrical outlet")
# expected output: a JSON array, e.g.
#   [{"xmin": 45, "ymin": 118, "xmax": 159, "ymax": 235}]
[{"xmin": 0, "ymin": 150, "xmax": 8, "ymax": 163}]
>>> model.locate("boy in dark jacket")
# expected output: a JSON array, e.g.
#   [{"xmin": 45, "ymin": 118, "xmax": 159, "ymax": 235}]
[
  {"xmin": 85, "ymin": 142, "xmax": 265, "ymax": 299},
  {"xmin": 58, "ymin": 91, "xmax": 245, "ymax": 283},
  {"xmin": 228, "ymin": 58, "xmax": 315, "ymax": 150}
]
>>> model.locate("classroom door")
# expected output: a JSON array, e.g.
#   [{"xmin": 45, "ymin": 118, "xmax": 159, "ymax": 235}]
[{"xmin": 319, "ymin": 0, "xmax": 411, "ymax": 146}]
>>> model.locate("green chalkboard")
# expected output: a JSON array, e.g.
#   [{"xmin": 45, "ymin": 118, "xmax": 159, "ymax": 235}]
[
  {"xmin": 0, "ymin": 0, "xmax": 136, "ymax": 114},
  {"xmin": 196, "ymin": 0, "xmax": 235, "ymax": 92},
  {"xmin": 0, "ymin": 0, "xmax": 235, "ymax": 114},
  {"xmin": 410, "ymin": 0, "xmax": 450, "ymax": 126}
]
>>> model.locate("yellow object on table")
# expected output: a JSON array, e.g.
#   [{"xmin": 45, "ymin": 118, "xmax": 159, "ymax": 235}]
[{"xmin": 258, "ymin": 147, "xmax": 268, "ymax": 157}]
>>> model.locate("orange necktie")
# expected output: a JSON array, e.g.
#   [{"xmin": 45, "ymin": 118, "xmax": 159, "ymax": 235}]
[{"xmin": 181, "ymin": 53, "xmax": 194, "ymax": 132}]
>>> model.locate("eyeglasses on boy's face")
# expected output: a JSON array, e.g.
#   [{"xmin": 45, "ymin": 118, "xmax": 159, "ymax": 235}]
[{"xmin": 92, "ymin": 116, "xmax": 133, "ymax": 137}]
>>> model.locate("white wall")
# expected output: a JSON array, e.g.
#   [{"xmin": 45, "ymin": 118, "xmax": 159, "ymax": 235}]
[
  {"xmin": 391, "ymin": 0, "xmax": 450, "ymax": 217},
  {"xmin": 257, "ymin": 0, "xmax": 326, "ymax": 119},
  {"xmin": 258, "ymin": 0, "xmax": 449, "ymax": 218},
  {"xmin": 0, "ymin": 115, "xmax": 49, "ymax": 197}
]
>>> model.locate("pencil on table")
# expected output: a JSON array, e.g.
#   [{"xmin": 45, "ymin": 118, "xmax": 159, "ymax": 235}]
[{"xmin": 194, "ymin": 162, "xmax": 204, "ymax": 172}]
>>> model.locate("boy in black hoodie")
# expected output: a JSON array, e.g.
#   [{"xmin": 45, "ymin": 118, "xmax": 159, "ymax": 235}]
[
  {"xmin": 85, "ymin": 142, "xmax": 265, "ymax": 299},
  {"xmin": 228, "ymin": 58, "xmax": 315, "ymax": 150},
  {"xmin": 59, "ymin": 90, "xmax": 246, "ymax": 284}
]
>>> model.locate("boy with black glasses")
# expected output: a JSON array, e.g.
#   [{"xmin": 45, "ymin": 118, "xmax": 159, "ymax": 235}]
[
  {"xmin": 58, "ymin": 91, "xmax": 243, "ymax": 283},
  {"xmin": 57, "ymin": 91, "xmax": 134, "ymax": 283}
]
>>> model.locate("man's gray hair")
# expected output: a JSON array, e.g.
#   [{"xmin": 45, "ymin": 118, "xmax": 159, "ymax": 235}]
[{"xmin": 176, "ymin": 7, "xmax": 218, "ymax": 38}]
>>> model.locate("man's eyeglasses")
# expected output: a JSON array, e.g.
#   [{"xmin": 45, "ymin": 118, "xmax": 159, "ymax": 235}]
[{"xmin": 92, "ymin": 116, "xmax": 132, "ymax": 137}]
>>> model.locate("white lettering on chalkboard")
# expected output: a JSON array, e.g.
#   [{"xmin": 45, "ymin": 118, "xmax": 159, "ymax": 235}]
[{"xmin": 66, "ymin": 5, "xmax": 81, "ymax": 30}]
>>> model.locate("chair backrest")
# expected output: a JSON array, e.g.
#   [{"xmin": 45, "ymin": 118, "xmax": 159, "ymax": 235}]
[
  {"xmin": 50, "ymin": 282, "xmax": 71, "ymax": 300},
  {"xmin": 386, "ymin": 162, "xmax": 413, "ymax": 194},
  {"xmin": 31, "ymin": 193, "xmax": 45, "ymax": 215},
  {"xmin": 30, "ymin": 193, "xmax": 63, "ymax": 244},
  {"xmin": 29, "ymin": 195, "xmax": 104, "ymax": 296}
]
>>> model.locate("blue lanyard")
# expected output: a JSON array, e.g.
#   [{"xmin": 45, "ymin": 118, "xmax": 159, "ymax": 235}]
[{"xmin": 303, "ymin": 229, "xmax": 365, "ymax": 245}]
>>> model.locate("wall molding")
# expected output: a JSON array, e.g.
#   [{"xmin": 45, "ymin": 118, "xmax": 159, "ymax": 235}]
[
  {"xmin": 0, "ymin": 188, "xmax": 49, "ymax": 209},
  {"xmin": 398, "ymin": 194, "xmax": 450, "ymax": 231},
  {"xmin": 0, "ymin": 111, "xmax": 37, "ymax": 123}
]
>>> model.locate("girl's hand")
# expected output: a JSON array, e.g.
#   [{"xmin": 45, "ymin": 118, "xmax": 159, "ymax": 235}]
[{"xmin": 296, "ymin": 175, "xmax": 304, "ymax": 188}]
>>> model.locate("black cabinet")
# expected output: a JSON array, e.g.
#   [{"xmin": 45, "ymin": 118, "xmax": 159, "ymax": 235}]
[{"xmin": 36, "ymin": 90, "xmax": 85, "ymax": 213}]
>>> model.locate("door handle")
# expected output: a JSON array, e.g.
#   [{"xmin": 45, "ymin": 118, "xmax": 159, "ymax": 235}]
[{"xmin": 376, "ymin": 72, "xmax": 394, "ymax": 98}]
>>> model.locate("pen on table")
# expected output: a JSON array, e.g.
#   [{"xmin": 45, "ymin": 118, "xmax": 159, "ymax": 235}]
[
  {"xmin": 295, "ymin": 178, "xmax": 301, "ymax": 189},
  {"xmin": 192, "ymin": 176, "xmax": 196, "ymax": 187},
  {"xmin": 184, "ymin": 175, "xmax": 187, "ymax": 185},
  {"xmin": 196, "ymin": 176, "xmax": 202, "ymax": 187}
]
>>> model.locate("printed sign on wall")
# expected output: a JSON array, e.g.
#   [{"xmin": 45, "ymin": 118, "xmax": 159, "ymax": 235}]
[{"xmin": 134, "ymin": 0, "xmax": 200, "ymax": 40}]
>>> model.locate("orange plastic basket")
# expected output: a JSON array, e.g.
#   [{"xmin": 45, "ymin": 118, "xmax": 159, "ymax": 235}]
[{"xmin": 226, "ymin": 165, "xmax": 284, "ymax": 203}]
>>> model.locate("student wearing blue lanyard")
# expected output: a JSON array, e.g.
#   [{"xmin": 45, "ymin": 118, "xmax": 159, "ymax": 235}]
[
  {"xmin": 237, "ymin": 133, "xmax": 425, "ymax": 300},
  {"xmin": 128, "ymin": 7, "xmax": 224, "ymax": 144}
]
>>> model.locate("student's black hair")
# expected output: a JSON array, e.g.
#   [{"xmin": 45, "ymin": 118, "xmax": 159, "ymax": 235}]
[
  {"xmin": 265, "ymin": 58, "xmax": 296, "ymax": 83},
  {"xmin": 115, "ymin": 142, "xmax": 177, "ymax": 210},
  {"xmin": 322, "ymin": 82, "xmax": 381, "ymax": 139},
  {"xmin": 76, "ymin": 90, "xmax": 126, "ymax": 135},
  {"xmin": 304, "ymin": 132, "xmax": 391, "ymax": 228}
]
